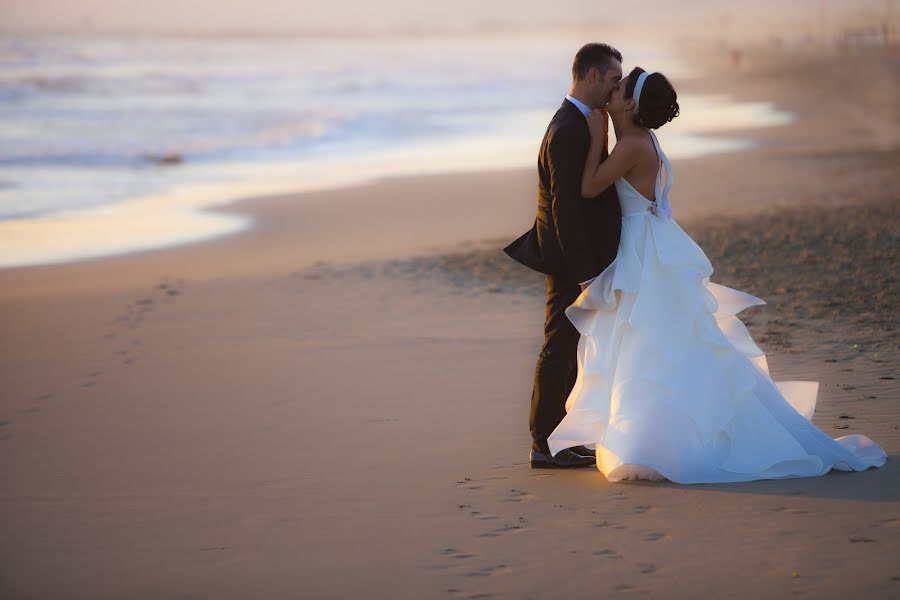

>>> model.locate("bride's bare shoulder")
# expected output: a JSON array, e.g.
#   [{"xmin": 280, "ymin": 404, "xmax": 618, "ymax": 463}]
[{"xmin": 614, "ymin": 131, "xmax": 656, "ymax": 160}]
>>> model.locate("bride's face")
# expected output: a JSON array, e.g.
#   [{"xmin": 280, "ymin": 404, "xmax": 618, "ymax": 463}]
[{"xmin": 606, "ymin": 77, "xmax": 634, "ymax": 114}]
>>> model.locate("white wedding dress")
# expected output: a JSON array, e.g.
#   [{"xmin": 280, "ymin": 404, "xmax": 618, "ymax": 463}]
[{"xmin": 547, "ymin": 130, "xmax": 887, "ymax": 484}]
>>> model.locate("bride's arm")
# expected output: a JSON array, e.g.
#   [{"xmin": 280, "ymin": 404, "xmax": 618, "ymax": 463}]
[{"xmin": 581, "ymin": 113, "xmax": 641, "ymax": 197}]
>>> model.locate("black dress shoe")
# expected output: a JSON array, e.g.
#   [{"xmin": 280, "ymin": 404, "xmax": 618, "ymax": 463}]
[
  {"xmin": 529, "ymin": 448, "xmax": 596, "ymax": 469},
  {"xmin": 569, "ymin": 445, "xmax": 596, "ymax": 457}
]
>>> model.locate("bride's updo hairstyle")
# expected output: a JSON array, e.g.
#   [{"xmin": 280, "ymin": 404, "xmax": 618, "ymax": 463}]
[{"xmin": 625, "ymin": 67, "xmax": 680, "ymax": 129}]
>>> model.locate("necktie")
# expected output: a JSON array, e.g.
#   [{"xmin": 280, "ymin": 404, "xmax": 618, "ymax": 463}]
[{"xmin": 600, "ymin": 108, "xmax": 609, "ymax": 155}]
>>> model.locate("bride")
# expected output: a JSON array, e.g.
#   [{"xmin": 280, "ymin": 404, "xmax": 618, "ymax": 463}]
[{"xmin": 546, "ymin": 67, "xmax": 888, "ymax": 484}]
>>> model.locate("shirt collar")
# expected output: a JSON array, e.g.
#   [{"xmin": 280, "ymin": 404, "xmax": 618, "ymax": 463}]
[{"xmin": 564, "ymin": 94, "xmax": 591, "ymax": 117}]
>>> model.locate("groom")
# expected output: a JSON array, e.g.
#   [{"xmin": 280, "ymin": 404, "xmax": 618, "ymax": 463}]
[{"xmin": 503, "ymin": 43, "xmax": 623, "ymax": 468}]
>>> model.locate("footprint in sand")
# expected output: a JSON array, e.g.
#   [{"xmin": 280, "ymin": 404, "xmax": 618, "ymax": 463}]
[
  {"xmin": 475, "ymin": 521, "xmax": 528, "ymax": 540},
  {"xmin": 491, "ymin": 464, "xmax": 518, "ymax": 472},
  {"xmin": 472, "ymin": 513, "xmax": 499, "ymax": 521},
  {"xmin": 455, "ymin": 477, "xmax": 485, "ymax": 491},
  {"xmin": 447, "ymin": 591, "xmax": 493, "ymax": 600},
  {"xmin": 23, "ymin": 406, "xmax": 40, "ymax": 413},
  {"xmin": 612, "ymin": 582, "xmax": 637, "ymax": 592},
  {"xmin": 112, "ymin": 277, "xmax": 185, "ymax": 332},
  {"xmin": 644, "ymin": 532, "xmax": 667, "ymax": 542},
  {"xmin": 638, "ymin": 562, "xmax": 657, "ymax": 574},
  {"xmin": 34, "ymin": 393, "xmax": 54, "ymax": 401},
  {"xmin": 81, "ymin": 370, "xmax": 104, "ymax": 387},
  {"xmin": 440, "ymin": 548, "xmax": 476, "ymax": 560},
  {"xmin": 592, "ymin": 548, "xmax": 622, "ymax": 559},
  {"xmin": 465, "ymin": 564, "xmax": 508, "ymax": 578},
  {"xmin": 493, "ymin": 524, "xmax": 524, "ymax": 534},
  {"xmin": 633, "ymin": 504, "xmax": 652, "ymax": 514},
  {"xmin": 157, "ymin": 279, "xmax": 183, "ymax": 298},
  {"xmin": 467, "ymin": 513, "xmax": 512, "ymax": 538},
  {"xmin": 135, "ymin": 297, "xmax": 155, "ymax": 310},
  {"xmin": 118, "ymin": 341, "xmax": 143, "ymax": 365},
  {"xmin": 503, "ymin": 489, "xmax": 531, "ymax": 503}
]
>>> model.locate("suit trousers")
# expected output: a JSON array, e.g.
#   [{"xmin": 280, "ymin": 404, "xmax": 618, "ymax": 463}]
[{"xmin": 529, "ymin": 272, "xmax": 582, "ymax": 454}]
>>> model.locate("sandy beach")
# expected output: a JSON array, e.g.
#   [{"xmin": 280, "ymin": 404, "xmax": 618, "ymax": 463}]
[{"xmin": 1, "ymin": 42, "xmax": 899, "ymax": 599}]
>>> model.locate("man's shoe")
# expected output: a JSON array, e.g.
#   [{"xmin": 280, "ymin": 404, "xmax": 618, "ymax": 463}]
[
  {"xmin": 529, "ymin": 448, "xmax": 596, "ymax": 469},
  {"xmin": 569, "ymin": 445, "xmax": 596, "ymax": 458}
]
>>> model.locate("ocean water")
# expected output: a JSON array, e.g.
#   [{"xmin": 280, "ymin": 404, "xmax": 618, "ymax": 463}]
[{"xmin": 0, "ymin": 31, "xmax": 792, "ymax": 268}]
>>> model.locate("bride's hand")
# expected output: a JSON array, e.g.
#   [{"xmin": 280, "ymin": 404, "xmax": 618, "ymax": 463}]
[{"xmin": 586, "ymin": 108, "xmax": 608, "ymax": 139}]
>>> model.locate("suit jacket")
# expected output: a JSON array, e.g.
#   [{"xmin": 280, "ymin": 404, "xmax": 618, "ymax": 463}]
[{"xmin": 503, "ymin": 98, "xmax": 621, "ymax": 284}]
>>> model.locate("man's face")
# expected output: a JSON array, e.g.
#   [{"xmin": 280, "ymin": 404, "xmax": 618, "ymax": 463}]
[{"xmin": 592, "ymin": 60, "xmax": 623, "ymax": 108}]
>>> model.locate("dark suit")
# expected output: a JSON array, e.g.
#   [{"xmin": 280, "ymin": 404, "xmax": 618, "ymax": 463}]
[{"xmin": 503, "ymin": 98, "xmax": 621, "ymax": 454}]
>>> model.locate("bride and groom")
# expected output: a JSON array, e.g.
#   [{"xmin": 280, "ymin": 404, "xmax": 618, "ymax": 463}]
[{"xmin": 503, "ymin": 43, "xmax": 887, "ymax": 484}]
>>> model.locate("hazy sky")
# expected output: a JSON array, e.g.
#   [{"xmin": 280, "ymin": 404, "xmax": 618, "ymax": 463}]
[{"xmin": 0, "ymin": 0, "xmax": 894, "ymax": 34}]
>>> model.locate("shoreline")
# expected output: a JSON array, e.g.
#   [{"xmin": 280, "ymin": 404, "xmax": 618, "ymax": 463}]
[{"xmin": 0, "ymin": 109, "xmax": 792, "ymax": 272}]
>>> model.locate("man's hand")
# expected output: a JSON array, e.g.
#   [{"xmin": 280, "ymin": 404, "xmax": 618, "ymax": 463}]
[{"xmin": 586, "ymin": 109, "xmax": 607, "ymax": 140}]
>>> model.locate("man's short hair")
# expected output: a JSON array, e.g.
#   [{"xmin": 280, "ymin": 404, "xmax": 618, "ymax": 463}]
[{"xmin": 572, "ymin": 43, "xmax": 623, "ymax": 81}]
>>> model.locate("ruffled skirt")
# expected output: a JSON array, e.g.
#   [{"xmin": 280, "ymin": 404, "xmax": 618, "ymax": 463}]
[{"xmin": 547, "ymin": 202, "xmax": 887, "ymax": 484}]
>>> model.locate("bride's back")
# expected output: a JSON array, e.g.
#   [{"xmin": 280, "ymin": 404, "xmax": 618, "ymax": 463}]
[{"xmin": 620, "ymin": 129, "xmax": 660, "ymax": 202}]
